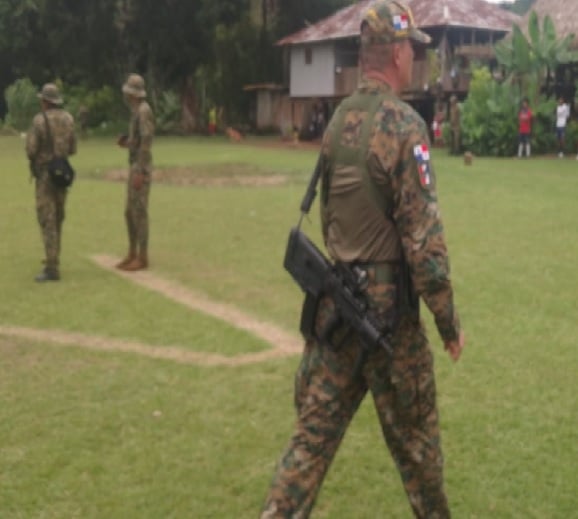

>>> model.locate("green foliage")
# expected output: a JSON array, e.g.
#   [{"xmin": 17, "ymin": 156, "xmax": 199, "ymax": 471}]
[
  {"xmin": 529, "ymin": 94, "xmax": 557, "ymax": 153},
  {"xmin": 461, "ymin": 68, "xmax": 516, "ymax": 156},
  {"xmin": 478, "ymin": 10, "xmax": 576, "ymax": 156},
  {"xmin": 461, "ymin": 66, "xmax": 556, "ymax": 156},
  {"xmin": 155, "ymin": 90, "xmax": 181, "ymax": 134},
  {"xmin": 565, "ymin": 120, "xmax": 578, "ymax": 154},
  {"xmin": 63, "ymin": 84, "xmax": 124, "ymax": 129},
  {"xmin": 495, "ymin": 11, "xmax": 578, "ymax": 101},
  {"xmin": 3, "ymin": 77, "xmax": 38, "ymax": 131},
  {"xmin": 0, "ymin": 0, "xmax": 357, "ymax": 128}
]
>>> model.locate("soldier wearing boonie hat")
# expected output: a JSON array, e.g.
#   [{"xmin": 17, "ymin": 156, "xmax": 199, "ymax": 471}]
[
  {"xmin": 37, "ymin": 83, "xmax": 64, "ymax": 106},
  {"xmin": 122, "ymin": 73, "xmax": 147, "ymax": 99},
  {"xmin": 26, "ymin": 82, "xmax": 77, "ymax": 282},
  {"xmin": 260, "ymin": 1, "xmax": 465, "ymax": 518},
  {"xmin": 116, "ymin": 73, "xmax": 155, "ymax": 271}
]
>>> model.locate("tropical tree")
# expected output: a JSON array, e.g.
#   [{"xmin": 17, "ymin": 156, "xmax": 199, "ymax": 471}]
[
  {"xmin": 0, "ymin": 0, "xmax": 352, "ymax": 128},
  {"xmin": 494, "ymin": 11, "xmax": 578, "ymax": 102}
]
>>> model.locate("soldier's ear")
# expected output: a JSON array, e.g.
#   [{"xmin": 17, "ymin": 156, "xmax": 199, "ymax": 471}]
[{"xmin": 392, "ymin": 42, "xmax": 403, "ymax": 69}]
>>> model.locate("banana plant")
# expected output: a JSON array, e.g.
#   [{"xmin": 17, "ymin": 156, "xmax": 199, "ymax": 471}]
[{"xmin": 494, "ymin": 11, "xmax": 578, "ymax": 100}]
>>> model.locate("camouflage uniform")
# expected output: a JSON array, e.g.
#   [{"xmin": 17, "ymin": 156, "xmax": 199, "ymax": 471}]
[
  {"xmin": 261, "ymin": 2, "xmax": 461, "ymax": 518},
  {"xmin": 118, "ymin": 74, "xmax": 155, "ymax": 270},
  {"xmin": 25, "ymin": 83, "xmax": 76, "ymax": 281},
  {"xmin": 449, "ymin": 96, "xmax": 460, "ymax": 155}
]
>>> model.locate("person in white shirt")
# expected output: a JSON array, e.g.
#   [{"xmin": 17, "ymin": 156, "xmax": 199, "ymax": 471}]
[{"xmin": 555, "ymin": 97, "xmax": 570, "ymax": 158}]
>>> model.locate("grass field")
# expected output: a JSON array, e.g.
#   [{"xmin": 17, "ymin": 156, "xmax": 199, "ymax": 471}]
[{"xmin": 0, "ymin": 134, "xmax": 577, "ymax": 518}]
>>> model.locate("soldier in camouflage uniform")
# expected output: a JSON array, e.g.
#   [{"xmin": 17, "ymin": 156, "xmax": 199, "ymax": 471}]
[
  {"xmin": 260, "ymin": 1, "xmax": 465, "ymax": 517},
  {"xmin": 449, "ymin": 95, "xmax": 461, "ymax": 155},
  {"xmin": 116, "ymin": 73, "xmax": 155, "ymax": 271},
  {"xmin": 26, "ymin": 83, "xmax": 76, "ymax": 282}
]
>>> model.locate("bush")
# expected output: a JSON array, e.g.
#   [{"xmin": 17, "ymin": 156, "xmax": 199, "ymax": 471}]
[
  {"xmin": 461, "ymin": 66, "xmax": 556, "ymax": 156},
  {"xmin": 565, "ymin": 120, "xmax": 578, "ymax": 154},
  {"xmin": 155, "ymin": 91, "xmax": 181, "ymax": 134},
  {"xmin": 4, "ymin": 78, "xmax": 39, "ymax": 131},
  {"xmin": 64, "ymin": 84, "xmax": 124, "ymax": 129}
]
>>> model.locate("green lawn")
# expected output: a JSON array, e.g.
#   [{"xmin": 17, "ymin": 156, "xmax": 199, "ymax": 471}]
[{"xmin": 0, "ymin": 135, "xmax": 576, "ymax": 518}]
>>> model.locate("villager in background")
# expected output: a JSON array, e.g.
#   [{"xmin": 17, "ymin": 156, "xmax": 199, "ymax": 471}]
[
  {"xmin": 449, "ymin": 94, "xmax": 461, "ymax": 155},
  {"xmin": 555, "ymin": 96, "xmax": 570, "ymax": 158},
  {"xmin": 517, "ymin": 97, "xmax": 532, "ymax": 158}
]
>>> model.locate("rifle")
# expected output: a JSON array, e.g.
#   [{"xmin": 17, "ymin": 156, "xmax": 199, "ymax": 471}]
[{"xmin": 283, "ymin": 156, "xmax": 394, "ymax": 356}]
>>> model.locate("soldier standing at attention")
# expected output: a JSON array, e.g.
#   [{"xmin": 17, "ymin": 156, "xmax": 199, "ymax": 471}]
[
  {"xmin": 260, "ymin": 1, "xmax": 465, "ymax": 517},
  {"xmin": 26, "ymin": 83, "xmax": 76, "ymax": 282},
  {"xmin": 116, "ymin": 73, "xmax": 155, "ymax": 271}
]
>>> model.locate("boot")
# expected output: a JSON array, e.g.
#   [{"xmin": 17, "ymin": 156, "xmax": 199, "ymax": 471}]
[
  {"xmin": 35, "ymin": 267, "xmax": 60, "ymax": 282},
  {"xmin": 120, "ymin": 250, "xmax": 148, "ymax": 271},
  {"xmin": 116, "ymin": 246, "xmax": 137, "ymax": 269}
]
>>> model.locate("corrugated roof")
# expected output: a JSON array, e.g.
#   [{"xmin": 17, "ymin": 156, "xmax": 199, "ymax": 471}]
[{"xmin": 276, "ymin": 0, "xmax": 521, "ymax": 46}]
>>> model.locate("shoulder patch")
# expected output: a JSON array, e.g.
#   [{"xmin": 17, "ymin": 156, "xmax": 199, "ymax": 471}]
[{"xmin": 413, "ymin": 143, "xmax": 431, "ymax": 187}]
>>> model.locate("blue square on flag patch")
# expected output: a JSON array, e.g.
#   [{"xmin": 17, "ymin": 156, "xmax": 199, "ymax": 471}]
[
  {"xmin": 393, "ymin": 14, "xmax": 409, "ymax": 31},
  {"xmin": 413, "ymin": 144, "xmax": 431, "ymax": 187}
]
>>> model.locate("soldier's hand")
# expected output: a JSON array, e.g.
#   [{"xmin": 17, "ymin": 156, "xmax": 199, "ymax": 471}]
[
  {"xmin": 117, "ymin": 134, "xmax": 128, "ymax": 148},
  {"xmin": 132, "ymin": 172, "xmax": 144, "ymax": 190},
  {"xmin": 444, "ymin": 330, "xmax": 465, "ymax": 362}
]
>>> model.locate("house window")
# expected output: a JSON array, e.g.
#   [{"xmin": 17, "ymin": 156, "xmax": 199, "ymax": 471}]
[{"xmin": 305, "ymin": 47, "xmax": 313, "ymax": 65}]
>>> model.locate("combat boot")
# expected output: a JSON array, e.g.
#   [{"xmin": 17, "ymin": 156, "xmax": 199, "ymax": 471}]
[
  {"xmin": 35, "ymin": 268, "xmax": 60, "ymax": 282},
  {"xmin": 116, "ymin": 246, "xmax": 137, "ymax": 269},
  {"xmin": 120, "ymin": 250, "xmax": 148, "ymax": 271}
]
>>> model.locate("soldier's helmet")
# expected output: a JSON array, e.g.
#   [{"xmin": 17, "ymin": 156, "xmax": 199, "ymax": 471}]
[
  {"xmin": 122, "ymin": 74, "xmax": 147, "ymax": 99},
  {"xmin": 37, "ymin": 83, "xmax": 63, "ymax": 106},
  {"xmin": 361, "ymin": 0, "xmax": 431, "ymax": 46}
]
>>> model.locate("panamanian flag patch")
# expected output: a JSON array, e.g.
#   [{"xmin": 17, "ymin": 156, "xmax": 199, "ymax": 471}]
[
  {"xmin": 393, "ymin": 14, "xmax": 409, "ymax": 31},
  {"xmin": 413, "ymin": 144, "xmax": 432, "ymax": 187}
]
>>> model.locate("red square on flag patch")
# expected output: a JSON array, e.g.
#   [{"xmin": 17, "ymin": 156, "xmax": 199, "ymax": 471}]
[
  {"xmin": 413, "ymin": 144, "xmax": 431, "ymax": 187},
  {"xmin": 393, "ymin": 14, "xmax": 409, "ymax": 31}
]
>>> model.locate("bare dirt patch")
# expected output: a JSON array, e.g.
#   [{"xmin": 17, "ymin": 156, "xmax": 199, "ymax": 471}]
[
  {"xmin": 103, "ymin": 164, "xmax": 288, "ymax": 188},
  {"xmin": 91, "ymin": 255, "xmax": 301, "ymax": 354},
  {"xmin": 0, "ymin": 326, "xmax": 298, "ymax": 367}
]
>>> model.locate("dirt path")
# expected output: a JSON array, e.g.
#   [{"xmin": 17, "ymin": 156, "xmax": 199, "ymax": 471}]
[
  {"xmin": 0, "ymin": 256, "xmax": 302, "ymax": 367},
  {"xmin": 0, "ymin": 325, "xmax": 298, "ymax": 366}
]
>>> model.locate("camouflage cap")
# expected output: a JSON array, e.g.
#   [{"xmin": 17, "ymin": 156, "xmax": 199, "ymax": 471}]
[
  {"xmin": 37, "ymin": 83, "xmax": 63, "ymax": 106},
  {"xmin": 122, "ymin": 73, "xmax": 147, "ymax": 98},
  {"xmin": 361, "ymin": 0, "xmax": 431, "ymax": 46}
]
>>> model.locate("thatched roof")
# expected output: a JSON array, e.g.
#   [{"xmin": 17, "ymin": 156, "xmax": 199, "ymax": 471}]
[
  {"xmin": 520, "ymin": 0, "xmax": 578, "ymax": 48},
  {"xmin": 277, "ymin": 0, "xmax": 520, "ymax": 46}
]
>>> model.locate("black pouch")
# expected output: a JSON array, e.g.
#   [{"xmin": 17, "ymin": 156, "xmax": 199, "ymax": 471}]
[
  {"xmin": 48, "ymin": 157, "xmax": 75, "ymax": 188},
  {"xmin": 42, "ymin": 111, "xmax": 75, "ymax": 189}
]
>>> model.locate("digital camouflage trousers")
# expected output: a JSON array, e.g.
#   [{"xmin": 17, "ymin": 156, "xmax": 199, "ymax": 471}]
[{"xmin": 260, "ymin": 273, "xmax": 450, "ymax": 519}]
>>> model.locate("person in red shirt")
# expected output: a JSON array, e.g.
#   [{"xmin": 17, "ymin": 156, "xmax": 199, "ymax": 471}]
[{"xmin": 518, "ymin": 97, "xmax": 532, "ymax": 158}]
